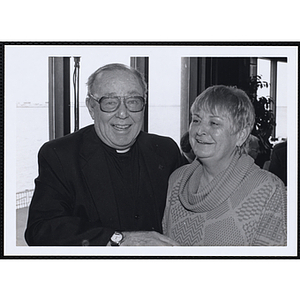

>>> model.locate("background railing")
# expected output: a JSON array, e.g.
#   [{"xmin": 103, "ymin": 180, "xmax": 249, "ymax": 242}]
[{"xmin": 16, "ymin": 189, "xmax": 34, "ymax": 209}]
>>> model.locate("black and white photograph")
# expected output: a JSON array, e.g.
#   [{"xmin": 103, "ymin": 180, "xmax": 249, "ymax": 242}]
[
  {"xmin": 1, "ymin": 0, "xmax": 299, "ymax": 294},
  {"xmin": 3, "ymin": 43, "xmax": 298, "ymax": 257}
]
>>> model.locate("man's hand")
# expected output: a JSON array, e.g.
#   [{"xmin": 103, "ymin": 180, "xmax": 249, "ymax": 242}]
[{"xmin": 119, "ymin": 231, "xmax": 180, "ymax": 246}]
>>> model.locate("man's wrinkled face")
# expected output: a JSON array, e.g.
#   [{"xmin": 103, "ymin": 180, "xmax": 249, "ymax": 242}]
[{"xmin": 87, "ymin": 69, "xmax": 145, "ymax": 150}]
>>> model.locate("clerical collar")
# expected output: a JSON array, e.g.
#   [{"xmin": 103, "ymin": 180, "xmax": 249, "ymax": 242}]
[{"xmin": 116, "ymin": 148, "xmax": 131, "ymax": 154}]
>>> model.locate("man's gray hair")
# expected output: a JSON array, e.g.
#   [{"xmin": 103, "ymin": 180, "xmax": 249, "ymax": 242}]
[{"xmin": 86, "ymin": 63, "xmax": 147, "ymax": 99}]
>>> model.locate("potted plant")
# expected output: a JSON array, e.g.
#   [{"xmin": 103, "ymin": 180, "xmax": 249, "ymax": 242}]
[{"xmin": 248, "ymin": 75, "xmax": 276, "ymax": 167}]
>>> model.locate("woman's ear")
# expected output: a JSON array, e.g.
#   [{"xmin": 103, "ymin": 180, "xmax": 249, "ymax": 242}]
[
  {"xmin": 86, "ymin": 97, "xmax": 95, "ymax": 120},
  {"xmin": 236, "ymin": 126, "xmax": 251, "ymax": 147}
]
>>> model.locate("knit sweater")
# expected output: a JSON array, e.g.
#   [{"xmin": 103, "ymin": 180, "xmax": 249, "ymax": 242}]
[{"xmin": 162, "ymin": 153, "xmax": 287, "ymax": 246}]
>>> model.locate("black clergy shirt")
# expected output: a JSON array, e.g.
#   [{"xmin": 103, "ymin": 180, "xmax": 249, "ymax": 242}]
[{"xmin": 101, "ymin": 140, "xmax": 161, "ymax": 232}]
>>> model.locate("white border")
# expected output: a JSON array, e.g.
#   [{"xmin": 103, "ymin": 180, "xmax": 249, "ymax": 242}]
[{"xmin": 4, "ymin": 44, "xmax": 298, "ymax": 257}]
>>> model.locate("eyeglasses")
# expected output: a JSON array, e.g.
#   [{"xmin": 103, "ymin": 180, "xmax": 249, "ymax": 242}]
[{"xmin": 88, "ymin": 93, "xmax": 145, "ymax": 113}]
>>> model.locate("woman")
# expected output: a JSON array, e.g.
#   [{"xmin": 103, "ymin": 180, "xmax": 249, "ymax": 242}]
[{"xmin": 163, "ymin": 85, "xmax": 287, "ymax": 246}]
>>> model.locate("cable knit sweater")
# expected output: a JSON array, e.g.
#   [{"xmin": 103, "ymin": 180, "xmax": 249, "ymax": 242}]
[{"xmin": 162, "ymin": 153, "xmax": 287, "ymax": 246}]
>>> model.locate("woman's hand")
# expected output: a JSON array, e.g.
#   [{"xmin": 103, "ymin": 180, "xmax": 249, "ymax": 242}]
[{"xmin": 120, "ymin": 231, "xmax": 180, "ymax": 246}]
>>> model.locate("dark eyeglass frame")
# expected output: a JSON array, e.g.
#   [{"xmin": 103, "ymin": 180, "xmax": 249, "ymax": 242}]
[{"xmin": 88, "ymin": 93, "xmax": 146, "ymax": 113}]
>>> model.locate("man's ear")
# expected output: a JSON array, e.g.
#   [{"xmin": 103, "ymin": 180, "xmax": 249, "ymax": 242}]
[
  {"xmin": 237, "ymin": 126, "xmax": 251, "ymax": 147},
  {"xmin": 86, "ymin": 97, "xmax": 95, "ymax": 120}
]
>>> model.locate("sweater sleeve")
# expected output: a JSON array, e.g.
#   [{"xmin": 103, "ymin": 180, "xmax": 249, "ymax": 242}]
[
  {"xmin": 252, "ymin": 177, "xmax": 287, "ymax": 246},
  {"xmin": 162, "ymin": 166, "xmax": 187, "ymax": 237}
]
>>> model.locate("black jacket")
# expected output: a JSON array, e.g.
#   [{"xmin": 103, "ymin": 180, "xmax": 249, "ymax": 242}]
[
  {"xmin": 25, "ymin": 125, "xmax": 185, "ymax": 246},
  {"xmin": 269, "ymin": 141, "xmax": 287, "ymax": 186}
]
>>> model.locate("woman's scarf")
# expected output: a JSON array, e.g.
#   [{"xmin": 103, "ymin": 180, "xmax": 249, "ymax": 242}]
[{"xmin": 179, "ymin": 152, "xmax": 256, "ymax": 213}]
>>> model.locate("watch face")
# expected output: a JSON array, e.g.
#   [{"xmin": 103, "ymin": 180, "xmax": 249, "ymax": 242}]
[{"xmin": 111, "ymin": 232, "xmax": 123, "ymax": 243}]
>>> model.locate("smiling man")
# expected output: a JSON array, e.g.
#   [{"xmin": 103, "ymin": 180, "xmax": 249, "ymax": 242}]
[
  {"xmin": 25, "ymin": 63, "xmax": 185, "ymax": 246},
  {"xmin": 86, "ymin": 66, "xmax": 145, "ymax": 151}
]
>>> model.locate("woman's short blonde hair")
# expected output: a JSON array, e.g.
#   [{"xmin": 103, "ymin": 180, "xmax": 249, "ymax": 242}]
[{"xmin": 190, "ymin": 85, "xmax": 256, "ymax": 152}]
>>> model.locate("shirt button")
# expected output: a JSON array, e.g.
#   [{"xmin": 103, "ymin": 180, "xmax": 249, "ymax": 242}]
[
  {"xmin": 134, "ymin": 214, "xmax": 139, "ymax": 219},
  {"xmin": 82, "ymin": 239, "xmax": 89, "ymax": 246}
]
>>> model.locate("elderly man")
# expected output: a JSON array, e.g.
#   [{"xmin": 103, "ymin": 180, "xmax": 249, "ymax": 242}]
[{"xmin": 25, "ymin": 63, "xmax": 185, "ymax": 246}]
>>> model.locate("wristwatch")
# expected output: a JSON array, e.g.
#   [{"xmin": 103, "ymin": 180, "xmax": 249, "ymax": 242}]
[{"xmin": 110, "ymin": 231, "xmax": 124, "ymax": 246}]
